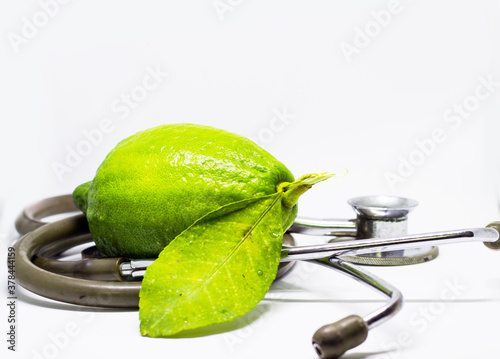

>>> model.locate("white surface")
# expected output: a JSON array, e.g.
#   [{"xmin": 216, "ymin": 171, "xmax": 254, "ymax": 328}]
[{"xmin": 1, "ymin": 1, "xmax": 500, "ymax": 358}]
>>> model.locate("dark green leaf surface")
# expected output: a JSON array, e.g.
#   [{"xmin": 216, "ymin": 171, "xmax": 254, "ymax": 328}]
[{"xmin": 139, "ymin": 193, "xmax": 284, "ymax": 337}]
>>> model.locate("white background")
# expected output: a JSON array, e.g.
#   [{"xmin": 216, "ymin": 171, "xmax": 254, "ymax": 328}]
[{"xmin": 1, "ymin": 1, "xmax": 500, "ymax": 358}]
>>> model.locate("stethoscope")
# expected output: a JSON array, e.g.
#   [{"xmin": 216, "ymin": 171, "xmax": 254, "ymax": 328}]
[{"xmin": 13, "ymin": 194, "xmax": 500, "ymax": 359}]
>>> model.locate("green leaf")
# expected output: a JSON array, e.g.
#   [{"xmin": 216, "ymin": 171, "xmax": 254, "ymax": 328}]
[{"xmin": 138, "ymin": 193, "xmax": 284, "ymax": 337}]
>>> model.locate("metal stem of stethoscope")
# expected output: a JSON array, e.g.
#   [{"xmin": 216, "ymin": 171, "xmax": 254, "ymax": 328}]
[
  {"xmin": 282, "ymin": 227, "xmax": 498, "ymax": 261},
  {"xmin": 120, "ymin": 227, "xmax": 499, "ymax": 276}
]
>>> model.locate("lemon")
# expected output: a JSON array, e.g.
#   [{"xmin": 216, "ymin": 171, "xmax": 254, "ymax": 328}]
[{"xmin": 73, "ymin": 124, "xmax": 296, "ymax": 258}]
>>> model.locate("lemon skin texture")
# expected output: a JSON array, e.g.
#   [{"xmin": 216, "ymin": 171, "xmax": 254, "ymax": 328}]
[{"xmin": 73, "ymin": 124, "xmax": 296, "ymax": 258}]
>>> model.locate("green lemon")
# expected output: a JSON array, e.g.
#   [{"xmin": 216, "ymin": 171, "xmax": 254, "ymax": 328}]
[{"xmin": 73, "ymin": 123, "xmax": 297, "ymax": 258}]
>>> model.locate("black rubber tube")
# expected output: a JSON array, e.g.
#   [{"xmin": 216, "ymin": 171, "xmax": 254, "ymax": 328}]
[
  {"xmin": 15, "ymin": 194, "xmax": 78, "ymax": 235},
  {"xmin": 13, "ymin": 214, "xmax": 141, "ymax": 308}
]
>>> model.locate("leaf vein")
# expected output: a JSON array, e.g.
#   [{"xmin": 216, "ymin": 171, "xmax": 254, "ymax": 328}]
[{"xmin": 145, "ymin": 194, "xmax": 282, "ymax": 328}]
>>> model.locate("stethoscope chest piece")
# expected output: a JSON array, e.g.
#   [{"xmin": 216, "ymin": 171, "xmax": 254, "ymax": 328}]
[
  {"xmin": 292, "ymin": 195, "xmax": 439, "ymax": 266},
  {"xmin": 343, "ymin": 195, "xmax": 439, "ymax": 265}
]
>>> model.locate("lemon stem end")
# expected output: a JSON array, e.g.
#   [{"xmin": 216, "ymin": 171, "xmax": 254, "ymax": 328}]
[{"xmin": 278, "ymin": 172, "xmax": 335, "ymax": 209}]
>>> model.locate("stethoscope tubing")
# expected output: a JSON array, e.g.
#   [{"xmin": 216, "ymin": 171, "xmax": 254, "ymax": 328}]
[
  {"xmin": 13, "ymin": 194, "xmax": 500, "ymax": 359},
  {"xmin": 14, "ymin": 214, "xmax": 141, "ymax": 308},
  {"xmin": 14, "ymin": 212, "xmax": 401, "ymax": 313},
  {"xmin": 12, "ymin": 207, "xmax": 405, "ymax": 359},
  {"xmin": 12, "ymin": 194, "xmax": 500, "ymax": 309}
]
